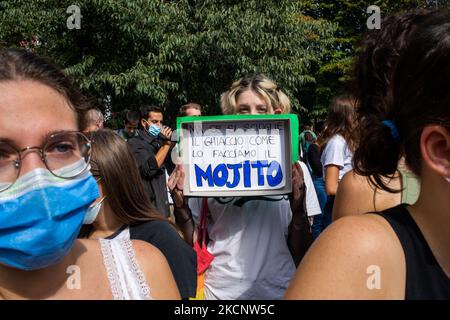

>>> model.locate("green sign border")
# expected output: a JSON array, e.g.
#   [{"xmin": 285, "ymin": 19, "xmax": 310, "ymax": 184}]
[{"xmin": 176, "ymin": 114, "xmax": 299, "ymax": 163}]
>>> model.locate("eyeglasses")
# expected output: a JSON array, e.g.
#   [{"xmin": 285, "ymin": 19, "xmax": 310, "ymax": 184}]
[{"xmin": 0, "ymin": 131, "xmax": 92, "ymax": 192}]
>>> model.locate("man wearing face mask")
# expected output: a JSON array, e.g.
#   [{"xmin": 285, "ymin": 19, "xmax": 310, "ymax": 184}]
[{"xmin": 127, "ymin": 105, "xmax": 174, "ymax": 217}]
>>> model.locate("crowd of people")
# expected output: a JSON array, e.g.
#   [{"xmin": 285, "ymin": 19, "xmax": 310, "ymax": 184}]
[{"xmin": 0, "ymin": 8, "xmax": 448, "ymax": 300}]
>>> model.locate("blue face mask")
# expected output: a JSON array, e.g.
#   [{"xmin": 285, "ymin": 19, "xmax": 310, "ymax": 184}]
[
  {"xmin": 83, "ymin": 196, "xmax": 105, "ymax": 225},
  {"xmin": 0, "ymin": 162, "xmax": 99, "ymax": 271},
  {"xmin": 148, "ymin": 124, "xmax": 161, "ymax": 137}
]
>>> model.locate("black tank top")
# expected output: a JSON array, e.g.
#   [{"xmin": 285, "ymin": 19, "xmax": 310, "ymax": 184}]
[{"xmin": 374, "ymin": 205, "xmax": 449, "ymax": 300}]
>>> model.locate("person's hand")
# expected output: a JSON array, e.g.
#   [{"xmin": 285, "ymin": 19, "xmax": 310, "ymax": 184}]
[
  {"xmin": 290, "ymin": 162, "xmax": 306, "ymax": 218},
  {"xmin": 161, "ymin": 126, "xmax": 172, "ymax": 139},
  {"xmin": 161, "ymin": 126, "xmax": 176, "ymax": 147},
  {"xmin": 167, "ymin": 164, "xmax": 185, "ymax": 208}
]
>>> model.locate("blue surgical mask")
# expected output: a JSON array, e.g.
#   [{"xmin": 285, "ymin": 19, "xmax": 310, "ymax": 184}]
[
  {"xmin": 0, "ymin": 163, "xmax": 99, "ymax": 271},
  {"xmin": 148, "ymin": 124, "xmax": 161, "ymax": 137},
  {"xmin": 83, "ymin": 197, "xmax": 105, "ymax": 224}
]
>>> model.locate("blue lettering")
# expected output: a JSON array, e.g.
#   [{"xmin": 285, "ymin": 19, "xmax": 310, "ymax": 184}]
[
  {"xmin": 251, "ymin": 160, "xmax": 269, "ymax": 186},
  {"xmin": 243, "ymin": 160, "xmax": 251, "ymax": 188},
  {"xmin": 226, "ymin": 163, "xmax": 242, "ymax": 188},
  {"xmin": 213, "ymin": 164, "xmax": 228, "ymax": 187},
  {"xmin": 195, "ymin": 164, "xmax": 214, "ymax": 187},
  {"xmin": 267, "ymin": 161, "xmax": 283, "ymax": 187},
  {"xmin": 194, "ymin": 160, "xmax": 283, "ymax": 189}
]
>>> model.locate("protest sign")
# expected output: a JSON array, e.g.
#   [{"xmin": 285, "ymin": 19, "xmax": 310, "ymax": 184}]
[{"xmin": 176, "ymin": 114, "xmax": 299, "ymax": 197}]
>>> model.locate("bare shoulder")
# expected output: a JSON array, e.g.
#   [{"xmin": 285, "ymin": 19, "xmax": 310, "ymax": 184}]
[
  {"xmin": 322, "ymin": 214, "xmax": 401, "ymax": 249},
  {"xmin": 130, "ymin": 240, "xmax": 170, "ymax": 274},
  {"xmin": 333, "ymin": 171, "xmax": 376, "ymax": 219},
  {"xmin": 313, "ymin": 214, "xmax": 403, "ymax": 262},
  {"xmin": 132, "ymin": 239, "xmax": 177, "ymax": 272},
  {"xmin": 131, "ymin": 239, "xmax": 162, "ymax": 258},
  {"xmin": 286, "ymin": 214, "xmax": 406, "ymax": 299},
  {"xmin": 334, "ymin": 171, "xmax": 402, "ymax": 219},
  {"xmin": 131, "ymin": 240, "xmax": 181, "ymax": 299},
  {"xmin": 341, "ymin": 170, "xmax": 374, "ymax": 193}
]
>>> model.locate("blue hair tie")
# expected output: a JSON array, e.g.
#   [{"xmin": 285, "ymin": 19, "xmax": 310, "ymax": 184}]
[{"xmin": 382, "ymin": 120, "xmax": 400, "ymax": 143}]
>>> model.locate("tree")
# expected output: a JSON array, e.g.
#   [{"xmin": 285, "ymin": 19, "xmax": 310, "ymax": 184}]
[
  {"xmin": 176, "ymin": 1, "xmax": 336, "ymax": 119},
  {"xmin": 301, "ymin": 0, "xmax": 448, "ymax": 124},
  {"xmin": 0, "ymin": 0, "xmax": 195, "ymax": 124},
  {"xmin": 0, "ymin": 0, "xmax": 336, "ymax": 127},
  {"xmin": 2, "ymin": 1, "xmax": 445, "ymax": 126}
]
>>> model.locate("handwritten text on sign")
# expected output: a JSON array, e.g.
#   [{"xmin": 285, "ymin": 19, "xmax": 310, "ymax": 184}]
[{"xmin": 188, "ymin": 121, "xmax": 287, "ymax": 191}]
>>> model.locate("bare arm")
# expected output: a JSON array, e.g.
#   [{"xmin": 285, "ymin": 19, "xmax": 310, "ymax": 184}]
[
  {"xmin": 333, "ymin": 171, "xmax": 402, "ymax": 221},
  {"xmin": 285, "ymin": 215, "xmax": 405, "ymax": 300},
  {"xmin": 155, "ymin": 143, "xmax": 172, "ymax": 168},
  {"xmin": 288, "ymin": 162, "xmax": 313, "ymax": 266},
  {"xmin": 167, "ymin": 164, "xmax": 195, "ymax": 245},
  {"xmin": 133, "ymin": 240, "xmax": 181, "ymax": 300},
  {"xmin": 332, "ymin": 170, "xmax": 374, "ymax": 221},
  {"xmin": 324, "ymin": 165, "xmax": 340, "ymax": 196}
]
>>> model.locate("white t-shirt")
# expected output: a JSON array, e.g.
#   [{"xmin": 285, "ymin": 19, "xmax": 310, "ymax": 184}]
[
  {"xmin": 188, "ymin": 161, "xmax": 321, "ymax": 300},
  {"xmin": 165, "ymin": 171, "xmax": 174, "ymax": 205},
  {"xmin": 298, "ymin": 161, "xmax": 322, "ymax": 217},
  {"xmin": 320, "ymin": 135, "xmax": 353, "ymax": 181}
]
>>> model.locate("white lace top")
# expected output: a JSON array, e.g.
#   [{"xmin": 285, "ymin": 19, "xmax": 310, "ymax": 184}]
[{"xmin": 99, "ymin": 228, "xmax": 152, "ymax": 300}]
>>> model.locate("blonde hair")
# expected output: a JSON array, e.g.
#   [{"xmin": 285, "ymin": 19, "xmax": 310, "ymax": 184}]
[{"xmin": 220, "ymin": 74, "xmax": 291, "ymax": 115}]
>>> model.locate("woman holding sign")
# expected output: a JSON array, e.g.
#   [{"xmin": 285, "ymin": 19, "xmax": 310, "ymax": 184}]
[{"xmin": 169, "ymin": 74, "xmax": 321, "ymax": 300}]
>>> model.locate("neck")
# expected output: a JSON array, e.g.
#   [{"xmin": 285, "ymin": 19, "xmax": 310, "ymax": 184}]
[
  {"xmin": 409, "ymin": 171, "xmax": 450, "ymax": 276},
  {"xmin": 91, "ymin": 205, "xmax": 124, "ymax": 239}
]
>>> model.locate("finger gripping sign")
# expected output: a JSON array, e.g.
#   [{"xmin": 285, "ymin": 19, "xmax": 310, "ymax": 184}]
[{"xmin": 176, "ymin": 115, "xmax": 299, "ymax": 197}]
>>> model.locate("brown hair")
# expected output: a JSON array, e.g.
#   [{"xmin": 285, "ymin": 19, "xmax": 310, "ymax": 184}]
[
  {"xmin": 318, "ymin": 94, "xmax": 357, "ymax": 153},
  {"xmin": 0, "ymin": 48, "xmax": 89, "ymax": 130},
  {"xmin": 179, "ymin": 102, "xmax": 202, "ymax": 116},
  {"xmin": 350, "ymin": 10, "xmax": 429, "ymax": 192},
  {"xmin": 353, "ymin": 9, "xmax": 450, "ymax": 192},
  {"xmin": 79, "ymin": 129, "xmax": 181, "ymax": 238}
]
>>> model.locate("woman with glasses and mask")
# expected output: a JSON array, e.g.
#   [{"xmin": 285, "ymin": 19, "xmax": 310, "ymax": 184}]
[{"xmin": 0, "ymin": 48, "xmax": 180, "ymax": 299}]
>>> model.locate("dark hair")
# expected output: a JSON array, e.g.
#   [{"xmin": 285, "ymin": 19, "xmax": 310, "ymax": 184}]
[
  {"xmin": 178, "ymin": 102, "xmax": 202, "ymax": 117},
  {"xmin": 79, "ymin": 129, "xmax": 181, "ymax": 238},
  {"xmin": 352, "ymin": 10, "xmax": 428, "ymax": 120},
  {"xmin": 304, "ymin": 132, "xmax": 316, "ymax": 143},
  {"xmin": 351, "ymin": 10, "xmax": 429, "ymax": 192},
  {"xmin": 318, "ymin": 94, "xmax": 357, "ymax": 152},
  {"xmin": 140, "ymin": 105, "xmax": 163, "ymax": 120},
  {"xmin": 125, "ymin": 110, "xmax": 140, "ymax": 124},
  {"xmin": 353, "ymin": 9, "xmax": 450, "ymax": 192},
  {"xmin": 0, "ymin": 48, "xmax": 89, "ymax": 130}
]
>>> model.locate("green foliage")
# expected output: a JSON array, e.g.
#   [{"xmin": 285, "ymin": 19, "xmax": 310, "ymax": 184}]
[
  {"xmin": 0, "ymin": 0, "xmax": 336, "ymax": 127},
  {"xmin": 0, "ymin": 0, "xmax": 447, "ymax": 127},
  {"xmin": 302, "ymin": 0, "xmax": 446, "ymax": 124}
]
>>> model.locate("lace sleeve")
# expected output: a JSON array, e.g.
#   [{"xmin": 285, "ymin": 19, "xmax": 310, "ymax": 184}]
[{"xmin": 99, "ymin": 232, "xmax": 152, "ymax": 300}]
